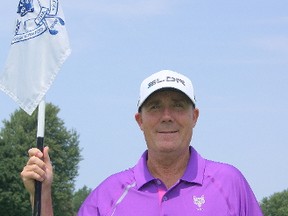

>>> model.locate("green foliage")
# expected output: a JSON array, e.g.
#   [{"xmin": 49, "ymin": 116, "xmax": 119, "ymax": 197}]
[
  {"xmin": 0, "ymin": 103, "xmax": 82, "ymax": 216},
  {"xmin": 73, "ymin": 185, "xmax": 92, "ymax": 213},
  {"xmin": 261, "ymin": 189, "xmax": 288, "ymax": 216}
]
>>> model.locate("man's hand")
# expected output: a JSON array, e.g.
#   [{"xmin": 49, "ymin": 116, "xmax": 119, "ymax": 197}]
[{"xmin": 21, "ymin": 146, "xmax": 53, "ymax": 204}]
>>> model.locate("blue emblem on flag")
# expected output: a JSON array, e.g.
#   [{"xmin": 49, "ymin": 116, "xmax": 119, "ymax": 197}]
[
  {"xmin": 12, "ymin": 0, "xmax": 65, "ymax": 44},
  {"xmin": 17, "ymin": 0, "xmax": 34, "ymax": 17}
]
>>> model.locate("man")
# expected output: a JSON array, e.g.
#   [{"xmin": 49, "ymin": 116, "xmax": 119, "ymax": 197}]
[{"xmin": 21, "ymin": 70, "xmax": 263, "ymax": 215}]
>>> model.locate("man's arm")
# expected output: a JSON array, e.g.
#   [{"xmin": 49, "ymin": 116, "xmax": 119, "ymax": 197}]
[{"xmin": 21, "ymin": 146, "xmax": 54, "ymax": 216}]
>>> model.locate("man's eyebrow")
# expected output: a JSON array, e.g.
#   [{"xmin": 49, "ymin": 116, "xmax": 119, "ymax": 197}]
[
  {"xmin": 145, "ymin": 99, "xmax": 161, "ymax": 106},
  {"xmin": 171, "ymin": 97, "xmax": 189, "ymax": 103}
]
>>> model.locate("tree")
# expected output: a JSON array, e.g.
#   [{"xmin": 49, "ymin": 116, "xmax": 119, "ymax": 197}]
[
  {"xmin": 261, "ymin": 189, "xmax": 288, "ymax": 216},
  {"xmin": 73, "ymin": 185, "xmax": 92, "ymax": 213},
  {"xmin": 0, "ymin": 103, "xmax": 81, "ymax": 216}
]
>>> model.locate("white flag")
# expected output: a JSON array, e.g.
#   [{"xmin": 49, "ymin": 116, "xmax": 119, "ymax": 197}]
[{"xmin": 0, "ymin": 0, "xmax": 71, "ymax": 115}]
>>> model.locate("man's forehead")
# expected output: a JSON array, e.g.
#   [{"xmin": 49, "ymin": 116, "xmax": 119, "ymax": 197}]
[{"xmin": 145, "ymin": 88, "xmax": 192, "ymax": 103}]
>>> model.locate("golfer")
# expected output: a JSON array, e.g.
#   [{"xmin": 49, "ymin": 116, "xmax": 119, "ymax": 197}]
[{"xmin": 21, "ymin": 70, "xmax": 263, "ymax": 215}]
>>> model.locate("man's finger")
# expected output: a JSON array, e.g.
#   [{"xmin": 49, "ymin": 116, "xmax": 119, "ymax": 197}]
[{"xmin": 28, "ymin": 148, "xmax": 43, "ymax": 158}]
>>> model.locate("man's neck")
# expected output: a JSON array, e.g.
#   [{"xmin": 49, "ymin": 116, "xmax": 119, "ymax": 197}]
[{"xmin": 147, "ymin": 149, "xmax": 190, "ymax": 189}]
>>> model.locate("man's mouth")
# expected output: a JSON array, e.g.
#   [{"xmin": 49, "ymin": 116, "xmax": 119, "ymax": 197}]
[{"xmin": 158, "ymin": 130, "xmax": 178, "ymax": 134}]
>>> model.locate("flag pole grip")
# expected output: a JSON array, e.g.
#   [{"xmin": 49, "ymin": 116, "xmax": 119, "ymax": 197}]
[{"xmin": 33, "ymin": 99, "xmax": 46, "ymax": 216}]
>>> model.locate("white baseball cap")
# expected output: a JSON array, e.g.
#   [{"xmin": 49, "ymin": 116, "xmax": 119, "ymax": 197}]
[{"xmin": 137, "ymin": 70, "xmax": 196, "ymax": 111}]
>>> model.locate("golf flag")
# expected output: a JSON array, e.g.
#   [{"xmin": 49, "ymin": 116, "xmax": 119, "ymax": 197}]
[{"xmin": 0, "ymin": 0, "xmax": 71, "ymax": 115}]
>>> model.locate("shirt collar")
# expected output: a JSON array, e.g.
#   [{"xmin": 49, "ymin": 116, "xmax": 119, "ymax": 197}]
[
  {"xmin": 134, "ymin": 150, "xmax": 155, "ymax": 189},
  {"xmin": 133, "ymin": 146, "xmax": 206, "ymax": 189},
  {"xmin": 181, "ymin": 146, "xmax": 205, "ymax": 185}
]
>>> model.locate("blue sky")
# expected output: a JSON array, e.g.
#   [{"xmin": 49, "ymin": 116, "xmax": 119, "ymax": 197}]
[{"xmin": 1, "ymin": 0, "xmax": 287, "ymax": 201}]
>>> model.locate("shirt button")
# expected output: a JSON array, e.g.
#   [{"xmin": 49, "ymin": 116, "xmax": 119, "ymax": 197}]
[
  {"xmin": 163, "ymin": 196, "xmax": 168, "ymax": 201},
  {"xmin": 156, "ymin": 180, "xmax": 161, "ymax": 185}
]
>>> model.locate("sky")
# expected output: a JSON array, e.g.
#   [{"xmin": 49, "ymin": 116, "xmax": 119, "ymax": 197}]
[{"xmin": 0, "ymin": 0, "xmax": 287, "ymax": 202}]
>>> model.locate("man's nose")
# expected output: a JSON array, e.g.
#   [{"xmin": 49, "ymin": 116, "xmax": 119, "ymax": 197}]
[{"xmin": 161, "ymin": 107, "xmax": 173, "ymax": 122}]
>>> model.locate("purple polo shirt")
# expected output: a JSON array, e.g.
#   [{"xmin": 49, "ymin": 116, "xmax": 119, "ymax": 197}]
[{"xmin": 78, "ymin": 147, "xmax": 263, "ymax": 216}]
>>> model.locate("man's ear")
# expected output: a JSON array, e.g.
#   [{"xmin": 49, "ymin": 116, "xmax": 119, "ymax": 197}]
[
  {"xmin": 192, "ymin": 108, "xmax": 199, "ymax": 127},
  {"xmin": 135, "ymin": 113, "xmax": 143, "ymax": 130}
]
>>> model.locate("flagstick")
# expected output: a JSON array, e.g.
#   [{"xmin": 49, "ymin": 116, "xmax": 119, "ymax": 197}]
[{"xmin": 33, "ymin": 99, "xmax": 46, "ymax": 216}]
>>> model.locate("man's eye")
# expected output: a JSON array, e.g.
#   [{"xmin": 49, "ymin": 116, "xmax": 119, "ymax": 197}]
[
  {"xmin": 150, "ymin": 105, "xmax": 160, "ymax": 109},
  {"xmin": 174, "ymin": 103, "xmax": 184, "ymax": 108}
]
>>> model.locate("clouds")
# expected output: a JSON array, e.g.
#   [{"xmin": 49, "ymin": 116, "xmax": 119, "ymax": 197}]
[
  {"xmin": 254, "ymin": 15, "xmax": 288, "ymax": 25},
  {"xmin": 250, "ymin": 36, "xmax": 288, "ymax": 53},
  {"xmin": 247, "ymin": 16, "xmax": 288, "ymax": 52},
  {"xmin": 64, "ymin": 0, "xmax": 176, "ymax": 17}
]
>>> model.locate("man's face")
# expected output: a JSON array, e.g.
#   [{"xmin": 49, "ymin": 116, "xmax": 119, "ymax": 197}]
[{"xmin": 135, "ymin": 89, "xmax": 199, "ymax": 155}]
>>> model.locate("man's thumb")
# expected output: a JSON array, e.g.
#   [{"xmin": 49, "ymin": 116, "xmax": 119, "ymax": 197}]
[{"xmin": 43, "ymin": 146, "xmax": 51, "ymax": 164}]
